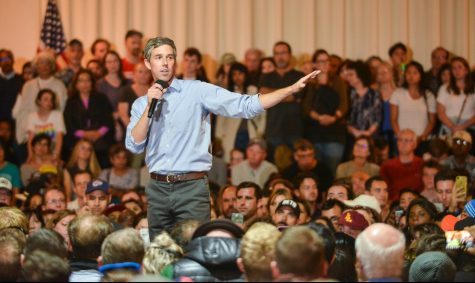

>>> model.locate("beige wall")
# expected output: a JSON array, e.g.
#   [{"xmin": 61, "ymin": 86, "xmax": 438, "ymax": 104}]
[{"xmin": 1, "ymin": 0, "xmax": 474, "ymax": 78}]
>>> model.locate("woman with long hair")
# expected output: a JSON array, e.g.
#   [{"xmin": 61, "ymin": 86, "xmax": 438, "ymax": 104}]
[
  {"xmin": 391, "ymin": 61, "xmax": 436, "ymax": 154},
  {"xmin": 437, "ymin": 57, "xmax": 475, "ymax": 144},
  {"xmin": 62, "ymin": 139, "xmax": 101, "ymax": 202},
  {"xmin": 64, "ymin": 69, "xmax": 114, "ymax": 168}
]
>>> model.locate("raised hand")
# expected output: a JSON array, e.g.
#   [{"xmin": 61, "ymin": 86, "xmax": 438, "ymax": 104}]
[{"xmin": 291, "ymin": 70, "xmax": 321, "ymax": 93}]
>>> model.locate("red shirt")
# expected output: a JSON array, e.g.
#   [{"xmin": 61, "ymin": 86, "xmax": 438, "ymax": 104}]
[
  {"xmin": 122, "ymin": 57, "xmax": 142, "ymax": 80},
  {"xmin": 380, "ymin": 156, "xmax": 424, "ymax": 201}
]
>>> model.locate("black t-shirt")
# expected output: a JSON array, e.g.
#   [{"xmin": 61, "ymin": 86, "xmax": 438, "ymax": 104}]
[
  {"xmin": 305, "ymin": 85, "xmax": 346, "ymax": 143},
  {"xmin": 0, "ymin": 74, "xmax": 23, "ymax": 121},
  {"xmin": 119, "ymin": 85, "xmax": 138, "ymax": 114},
  {"xmin": 281, "ymin": 161, "xmax": 334, "ymax": 192},
  {"xmin": 259, "ymin": 70, "xmax": 305, "ymax": 139}
]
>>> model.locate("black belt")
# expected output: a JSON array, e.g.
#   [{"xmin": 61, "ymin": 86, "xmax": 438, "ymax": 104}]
[{"xmin": 150, "ymin": 172, "xmax": 207, "ymax": 183}]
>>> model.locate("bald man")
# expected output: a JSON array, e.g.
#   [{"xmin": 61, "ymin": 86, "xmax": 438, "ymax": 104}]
[{"xmin": 355, "ymin": 223, "xmax": 405, "ymax": 282}]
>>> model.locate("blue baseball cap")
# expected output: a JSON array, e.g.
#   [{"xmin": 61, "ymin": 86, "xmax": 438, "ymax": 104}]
[{"xmin": 86, "ymin": 179, "xmax": 110, "ymax": 195}]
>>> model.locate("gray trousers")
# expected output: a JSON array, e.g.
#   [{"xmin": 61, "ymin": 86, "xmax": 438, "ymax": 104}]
[{"xmin": 146, "ymin": 176, "xmax": 211, "ymax": 242}]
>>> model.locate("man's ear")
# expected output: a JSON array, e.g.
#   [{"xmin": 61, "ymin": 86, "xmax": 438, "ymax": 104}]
[
  {"xmin": 144, "ymin": 58, "xmax": 151, "ymax": 70},
  {"xmin": 270, "ymin": 260, "xmax": 281, "ymax": 281},
  {"xmin": 20, "ymin": 254, "xmax": 25, "ymax": 267},
  {"xmin": 236, "ymin": 257, "xmax": 245, "ymax": 274},
  {"xmin": 97, "ymin": 256, "xmax": 103, "ymax": 267}
]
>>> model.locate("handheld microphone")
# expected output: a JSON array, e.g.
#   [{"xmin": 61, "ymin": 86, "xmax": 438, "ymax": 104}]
[{"xmin": 148, "ymin": 79, "xmax": 168, "ymax": 118}]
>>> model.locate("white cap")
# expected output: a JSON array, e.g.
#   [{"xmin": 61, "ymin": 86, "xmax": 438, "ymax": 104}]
[
  {"xmin": 0, "ymin": 177, "xmax": 13, "ymax": 191},
  {"xmin": 344, "ymin": 194, "xmax": 381, "ymax": 214}
]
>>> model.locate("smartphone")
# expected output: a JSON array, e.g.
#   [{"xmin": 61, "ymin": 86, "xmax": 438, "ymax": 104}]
[
  {"xmin": 394, "ymin": 209, "xmax": 404, "ymax": 225},
  {"xmin": 231, "ymin": 213, "xmax": 244, "ymax": 225},
  {"xmin": 446, "ymin": 230, "xmax": 474, "ymax": 250},
  {"xmin": 454, "ymin": 176, "xmax": 468, "ymax": 202}
]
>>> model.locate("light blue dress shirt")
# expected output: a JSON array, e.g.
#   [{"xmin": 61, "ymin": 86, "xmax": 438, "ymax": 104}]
[{"xmin": 125, "ymin": 79, "xmax": 264, "ymax": 174}]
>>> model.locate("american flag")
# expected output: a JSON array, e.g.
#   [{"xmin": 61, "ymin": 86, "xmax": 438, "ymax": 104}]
[{"xmin": 39, "ymin": 0, "xmax": 66, "ymax": 55}]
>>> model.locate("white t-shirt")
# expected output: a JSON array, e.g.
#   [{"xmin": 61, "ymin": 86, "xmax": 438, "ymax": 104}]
[
  {"xmin": 437, "ymin": 84, "xmax": 475, "ymax": 123},
  {"xmin": 390, "ymin": 88, "xmax": 436, "ymax": 136},
  {"xmin": 26, "ymin": 110, "xmax": 66, "ymax": 142}
]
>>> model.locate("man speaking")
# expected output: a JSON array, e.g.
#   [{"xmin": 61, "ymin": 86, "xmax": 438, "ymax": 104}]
[{"xmin": 126, "ymin": 37, "xmax": 319, "ymax": 240}]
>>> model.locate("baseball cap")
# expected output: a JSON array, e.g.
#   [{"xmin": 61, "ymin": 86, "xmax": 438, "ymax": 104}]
[
  {"xmin": 453, "ymin": 130, "xmax": 472, "ymax": 144},
  {"xmin": 86, "ymin": 179, "xmax": 110, "ymax": 195},
  {"xmin": 275, "ymin": 199, "xmax": 301, "ymax": 217},
  {"xmin": 192, "ymin": 220, "xmax": 244, "ymax": 239},
  {"xmin": 39, "ymin": 164, "xmax": 58, "ymax": 175},
  {"xmin": 338, "ymin": 210, "xmax": 369, "ymax": 231},
  {"xmin": 440, "ymin": 215, "xmax": 459, "ymax": 232},
  {"xmin": 0, "ymin": 177, "xmax": 12, "ymax": 191},
  {"xmin": 344, "ymin": 194, "xmax": 381, "ymax": 214},
  {"xmin": 464, "ymin": 199, "xmax": 475, "ymax": 218},
  {"xmin": 409, "ymin": 252, "xmax": 456, "ymax": 282},
  {"xmin": 220, "ymin": 53, "xmax": 237, "ymax": 65},
  {"xmin": 247, "ymin": 138, "xmax": 267, "ymax": 151}
]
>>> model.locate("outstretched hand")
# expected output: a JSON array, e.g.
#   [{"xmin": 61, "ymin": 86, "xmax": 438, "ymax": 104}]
[{"xmin": 291, "ymin": 70, "xmax": 321, "ymax": 93}]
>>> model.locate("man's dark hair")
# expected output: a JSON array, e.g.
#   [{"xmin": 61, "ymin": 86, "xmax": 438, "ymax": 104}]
[
  {"xmin": 434, "ymin": 169, "xmax": 456, "ymax": 185},
  {"xmin": 273, "ymin": 41, "xmax": 292, "ymax": 55},
  {"xmin": 183, "ymin": 47, "xmax": 203, "ymax": 63},
  {"xmin": 68, "ymin": 38, "xmax": 83, "ymax": 48},
  {"xmin": 365, "ymin": 176, "xmax": 386, "ymax": 192},
  {"xmin": 388, "ymin": 42, "xmax": 407, "ymax": 57},
  {"xmin": 21, "ymin": 250, "xmax": 70, "ymax": 282},
  {"xmin": 307, "ymin": 223, "xmax": 336, "ymax": 264},
  {"xmin": 0, "ymin": 229, "xmax": 25, "ymax": 282},
  {"xmin": 0, "ymin": 49, "xmax": 14, "ymax": 62},
  {"xmin": 293, "ymin": 138, "xmax": 314, "ymax": 152},
  {"xmin": 399, "ymin": 188, "xmax": 421, "ymax": 199},
  {"xmin": 31, "ymin": 133, "xmax": 51, "ymax": 148},
  {"xmin": 327, "ymin": 232, "xmax": 357, "ymax": 282},
  {"xmin": 423, "ymin": 160, "xmax": 442, "ymax": 171},
  {"xmin": 236, "ymin": 182, "xmax": 262, "ymax": 200},
  {"xmin": 69, "ymin": 215, "xmax": 113, "ymax": 259},
  {"xmin": 125, "ymin": 29, "xmax": 143, "ymax": 40},
  {"xmin": 24, "ymin": 228, "xmax": 68, "ymax": 259},
  {"xmin": 347, "ymin": 60, "xmax": 372, "ymax": 88},
  {"xmin": 293, "ymin": 172, "xmax": 319, "ymax": 191},
  {"xmin": 321, "ymin": 199, "xmax": 346, "ymax": 213}
]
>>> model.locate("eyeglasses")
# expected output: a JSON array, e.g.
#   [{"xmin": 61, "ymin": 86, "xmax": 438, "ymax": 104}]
[
  {"xmin": 398, "ymin": 138, "xmax": 414, "ymax": 143},
  {"xmin": 47, "ymin": 199, "xmax": 65, "ymax": 205},
  {"xmin": 355, "ymin": 143, "xmax": 369, "ymax": 149},
  {"xmin": 454, "ymin": 138, "xmax": 470, "ymax": 146}
]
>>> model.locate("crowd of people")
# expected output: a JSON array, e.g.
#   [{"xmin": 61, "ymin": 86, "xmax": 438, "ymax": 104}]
[{"xmin": 1, "ymin": 29, "xmax": 475, "ymax": 281}]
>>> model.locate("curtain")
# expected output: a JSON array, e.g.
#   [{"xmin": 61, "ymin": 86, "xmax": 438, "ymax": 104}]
[{"xmin": 1, "ymin": 0, "xmax": 474, "ymax": 77}]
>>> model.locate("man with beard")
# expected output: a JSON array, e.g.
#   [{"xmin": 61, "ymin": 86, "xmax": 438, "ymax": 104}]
[
  {"xmin": 259, "ymin": 41, "xmax": 305, "ymax": 160},
  {"xmin": 122, "ymin": 30, "xmax": 144, "ymax": 79},
  {"xmin": 272, "ymin": 199, "xmax": 300, "ymax": 229},
  {"xmin": 218, "ymin": 185, "xmax": 237, "ymax": 219},
  {"xmin": 282, "ymin": 139, "xmax": 333, "ymax": 192}
]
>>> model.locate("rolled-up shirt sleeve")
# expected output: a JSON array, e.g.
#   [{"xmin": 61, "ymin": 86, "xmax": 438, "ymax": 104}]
[
  {"xmin": 199, "ymin": 83, "xmax": 264, "ymax": 119},
  {"xmin": 125, "ymin": 96, "xmax": 148, "ymax": 154}
]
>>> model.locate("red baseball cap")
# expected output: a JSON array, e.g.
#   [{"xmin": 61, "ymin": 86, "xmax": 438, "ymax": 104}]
[{"xmin": 338, "ymin": 210, "xmax": 370, "ymax": 230}]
